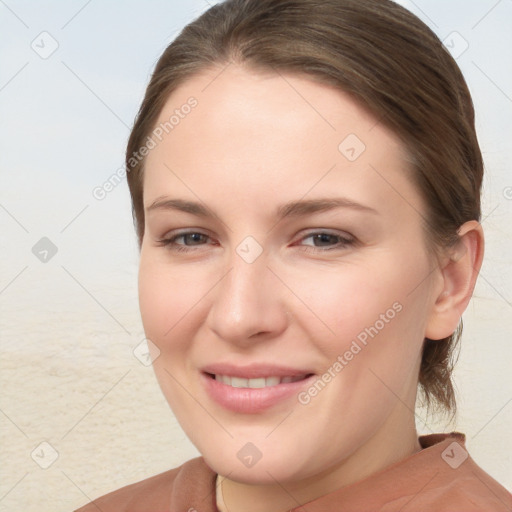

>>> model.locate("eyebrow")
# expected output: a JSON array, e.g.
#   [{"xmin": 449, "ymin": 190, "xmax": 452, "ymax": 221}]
[{"xmin": 146, "ymin": 197, "xmax": 378, "ymax": 219}]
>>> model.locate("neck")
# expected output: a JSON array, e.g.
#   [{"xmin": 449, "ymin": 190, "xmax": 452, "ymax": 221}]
[{"xmin": 217, "ymin": 411, "xmax": 421, "ymax": 512}]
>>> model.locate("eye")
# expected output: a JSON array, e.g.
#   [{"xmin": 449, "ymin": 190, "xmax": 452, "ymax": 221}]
[
  {"xmin": 155, "ymin": 229, "xmax": 355, "ymax": 254},
  {"xmin": 297, "ymin": 231, "xmax": 355, "ymax": 251},
  {"xmin": 156, "ymin": 231, "xmax": 213, "ymax": 252}
]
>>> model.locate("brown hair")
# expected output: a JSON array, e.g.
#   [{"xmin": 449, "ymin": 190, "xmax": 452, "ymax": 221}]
[{"xmin": 125, "ymin": 0, "xmax": 483, "ymax": 417}]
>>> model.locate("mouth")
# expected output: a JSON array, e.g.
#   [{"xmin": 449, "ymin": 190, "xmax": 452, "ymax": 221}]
[
  {"xmin": 200, "ymin": 365, "xmax": 316, "ymax": 413},
  {"xmin": 205, "ymin": 372, "xmax": 312, "ymax": 388}
]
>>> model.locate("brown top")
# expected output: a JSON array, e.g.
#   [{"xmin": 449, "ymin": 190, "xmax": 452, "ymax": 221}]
[{"xmin": 75, "ymin": 432, "xmax": 512, "ymax": 511}]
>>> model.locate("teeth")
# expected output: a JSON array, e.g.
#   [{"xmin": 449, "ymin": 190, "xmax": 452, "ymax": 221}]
[
  {"xmin": 231, "ymin": 377, "xmax": 248, "ymax": 388},
  {"xmin": 265, "ymin": 376, "xmax": 280, "ymax": 387},
  {"xmin": 214, "ymin": 374, "xmax": 307, "ymax": 388}
]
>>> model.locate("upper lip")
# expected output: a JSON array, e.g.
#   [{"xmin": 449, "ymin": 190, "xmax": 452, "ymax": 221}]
[{"xmin": 202, "ymin": 363, "xmax": 314, "ymax": 379}]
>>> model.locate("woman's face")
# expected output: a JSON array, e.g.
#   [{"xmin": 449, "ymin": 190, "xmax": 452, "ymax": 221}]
[{"xmin": 139, "ymin": 65, "xmax": 444, "ymax": 484}]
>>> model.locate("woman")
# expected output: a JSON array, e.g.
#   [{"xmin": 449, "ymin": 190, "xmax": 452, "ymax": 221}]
[{"xmin": 76, "ymin": 0, "xmax": 512, "ymax": 510}]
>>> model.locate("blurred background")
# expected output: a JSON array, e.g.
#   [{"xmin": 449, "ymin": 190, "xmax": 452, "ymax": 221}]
[{"xmin": 0, "ymin": 1, "xmax": 511, "ymax": 510}]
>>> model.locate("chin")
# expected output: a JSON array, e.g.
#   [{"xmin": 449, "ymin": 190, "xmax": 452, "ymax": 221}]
[
  {"xmin": 202, "ymin": 449, "xmax": 301, "ymax": 484},
  {"xmin": 190, "ymin": 431, "xmax": 322, "ymax": 485}
]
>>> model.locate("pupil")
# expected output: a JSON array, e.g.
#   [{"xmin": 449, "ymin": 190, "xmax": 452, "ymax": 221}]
[
  {"xmin": 187, "ymin": 233, "xmax": 203, "ymax": 244},
  {"xmin": 315, "ymin": 234, "xmax": 335, "ymax": 246}
]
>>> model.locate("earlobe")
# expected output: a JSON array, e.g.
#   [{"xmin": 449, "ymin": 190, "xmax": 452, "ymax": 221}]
[{"xmin": 425, "ymin": 220, "xmax": 485, "ymax": 340}]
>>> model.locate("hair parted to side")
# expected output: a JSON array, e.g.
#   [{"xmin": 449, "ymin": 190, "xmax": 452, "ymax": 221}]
[{"xmin": 125, "ymin": 0, "xmax": 483, "ymax": 417}]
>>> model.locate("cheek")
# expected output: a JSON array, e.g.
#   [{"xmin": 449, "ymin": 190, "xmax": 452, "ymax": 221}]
[
  {"xmin": 288, "ymin": 262, "xmax": 405, "ymax": 342},
  {"xmin": 291, "ymin": 263, "xmax": 427, "ymax": 430},
  {"xmin": 138, "ymin": 258, "xmax": 198, "ymax": 353},
  {"xmin": 138, "ymin": 265, "xmax": 167, "ymax": 343},
  {"xmin": 292, "ymin": 252, "xmax": 430, "ymax": 368},
  {"xmin": 138, "ymin": 258, "xmax": 204, "ymax": 413}
]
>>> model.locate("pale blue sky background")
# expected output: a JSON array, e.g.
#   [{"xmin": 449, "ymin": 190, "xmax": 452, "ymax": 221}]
[
  {"xmin": 0, "ymin": 1, "xmax": 511, "ymax": 510},
  {"xmin": 1, "ymin": 0, "xmax": 511, "ymax": 279}
]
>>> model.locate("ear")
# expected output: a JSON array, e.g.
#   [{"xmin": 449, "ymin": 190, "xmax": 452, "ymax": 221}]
[{"xmin": 425, "ymin": 220, "xmax": 485, "ymax": 340}]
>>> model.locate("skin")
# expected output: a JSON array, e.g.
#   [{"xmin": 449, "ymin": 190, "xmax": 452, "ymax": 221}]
[{"xmin": 138, "ymin": 64, "xmax": 484, "ymax": 512}]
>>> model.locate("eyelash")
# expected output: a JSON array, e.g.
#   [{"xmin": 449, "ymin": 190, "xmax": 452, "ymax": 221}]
[{"xmin": 155, "ymin": 230, "xmax": 356, "ymax": 253}]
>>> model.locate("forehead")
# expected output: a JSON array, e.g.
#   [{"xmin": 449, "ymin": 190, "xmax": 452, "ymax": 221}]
[
  {"xmin": 143, "ymin": 64, "xmax": 419, "ymax": 217},
  {"xmin": 150, "ymin": 63, "xmax": 401, "ymax": 150}
]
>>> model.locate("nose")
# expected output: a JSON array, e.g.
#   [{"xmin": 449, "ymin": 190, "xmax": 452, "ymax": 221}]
[{"xmin": 205, "ymin": 251, "xmax": 289, "ymax": 346}]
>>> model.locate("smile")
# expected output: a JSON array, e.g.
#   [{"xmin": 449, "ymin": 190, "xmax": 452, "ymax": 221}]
[
  {"xmin": 211, "ymin": 374, "xmax": 309, "ymax": 388},
  {"xmin": 202, "ymin": 369, "xmax": 316, "ymax": 413}
]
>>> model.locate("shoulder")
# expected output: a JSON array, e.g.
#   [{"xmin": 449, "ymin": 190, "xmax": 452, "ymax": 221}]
[
  {"xmin": 73, "ymin": 467, "xmax": 180, "ymax": 512},
  {"xmin": 319, "ymin": 432, "xmax": 512, "ymax": 512},
  {"xmin": 413, "ymin": 462, "xmax": 512, "ymax": 511},
  {"xmin": 73, "ymin": 457, "xmax": 215, "ymax": 512},
  {"xmin": 412, "ymin": 433, "xmax": 512, "ymax": 512}
]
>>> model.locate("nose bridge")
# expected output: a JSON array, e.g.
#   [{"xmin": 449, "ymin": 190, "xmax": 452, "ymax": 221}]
[
  {"xmin": 207, "ymin": 245, "xmax": 287, "ymax": 342},
  {"xmin": 221, "ymin": 251, "xmax": 271, "ymax": 322}
]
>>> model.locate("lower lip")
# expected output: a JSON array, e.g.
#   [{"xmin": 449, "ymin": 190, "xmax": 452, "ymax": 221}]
[{"xmin": 201, "ymin": 373, "xmax": 315, "ymax": 414}]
